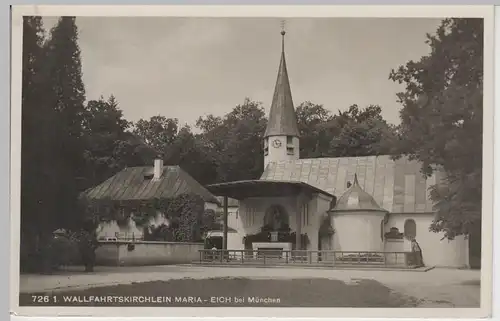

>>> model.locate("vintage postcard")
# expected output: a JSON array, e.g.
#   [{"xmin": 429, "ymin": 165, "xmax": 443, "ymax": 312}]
[{"xmin": 10, "ymin": 5, "xmax": 494, "ymax": 318}]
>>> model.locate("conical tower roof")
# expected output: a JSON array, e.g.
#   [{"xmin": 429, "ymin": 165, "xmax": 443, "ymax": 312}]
[
  {"xmin": 331, "ymin": 174, "xmax": 387, "ymax": 212},
  {"xmin": 264, "ymin": 30, "xmax": 300, "ymax": 138}
]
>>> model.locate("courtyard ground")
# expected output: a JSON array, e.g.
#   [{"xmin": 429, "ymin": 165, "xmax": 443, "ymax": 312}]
[{"xmin": 18, "ymin": 265, "xmax": 480, "ymax": 307}]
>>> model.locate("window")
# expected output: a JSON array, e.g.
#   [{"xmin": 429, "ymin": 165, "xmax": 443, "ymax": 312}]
[
  {"xmin": 246, "ymin": 208, "xmax": 256, "ymax": 226},
  {"xmin": 302, "ymin": 203, "xmax": 309, "ymax": 226},
  {"xmin": 286, "ymin": 136, "xmax": 294, "ymax": 155},
  {"xmin": 404, "ymin": 219, "xmax": 417, "ymax": 240},
  {"xmin": 264, "ymin": 138, "xmax": 269, "ymax": 156}
]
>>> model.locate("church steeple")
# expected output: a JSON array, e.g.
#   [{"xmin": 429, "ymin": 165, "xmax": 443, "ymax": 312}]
[
  {"xmin": 263, "ymin": 24, "xmax": 300, "ymax": 167},
  {"xmin": 264, "ymin": 27, "xmax": 300, "ymax": 138}
]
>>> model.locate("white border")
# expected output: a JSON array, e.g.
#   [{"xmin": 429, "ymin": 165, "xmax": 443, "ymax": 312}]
[{"xmin": 9, "ymin": 5, "xmax": 495, "ymax": 318}]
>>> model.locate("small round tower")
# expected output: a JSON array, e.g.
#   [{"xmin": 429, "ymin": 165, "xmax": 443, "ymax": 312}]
[{"xmin": 329, "ymin": 174, "xmax": 388, "ymax": 252}]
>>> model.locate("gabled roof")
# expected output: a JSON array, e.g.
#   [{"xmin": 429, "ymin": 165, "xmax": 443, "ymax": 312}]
[
  {"xmin": 264, "ymin": 31, "xmax": 300, "ymax": 138},
  {"xmin": 331, "ymin": 174, "xmax": 386, "ymax": 212},
  {"xmin": 83, "ymin": 166, "xmax": 220, "ymax": 204},
  {"xmin": 260, "ymin": 155, "xmax": 444, "ymax": 213}
]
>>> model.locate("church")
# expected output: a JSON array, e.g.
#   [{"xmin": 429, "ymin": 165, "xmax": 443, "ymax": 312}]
[{"xmin": 206, "ymin": 29, "xmax": 472, "ymax": 268}]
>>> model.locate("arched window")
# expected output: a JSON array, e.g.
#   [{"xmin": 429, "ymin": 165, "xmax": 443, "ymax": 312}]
[{"xmin": 404, "ymin": 219, "xmax": 417, "ymax": 240}]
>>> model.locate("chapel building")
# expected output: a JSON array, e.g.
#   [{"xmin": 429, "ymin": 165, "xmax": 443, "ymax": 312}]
[{"xmin": 206, "ymin": 29, "xmax": 472, "ymax": 268}]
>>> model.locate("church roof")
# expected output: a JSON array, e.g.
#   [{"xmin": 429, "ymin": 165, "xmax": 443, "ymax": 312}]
[
  {"xmin": 260, "ymin": 155, "xmax": 444, "ymax": 213},
  {"xmin": 82, "ymin": 166, "xmax": 220, "ymax": 204},
  {"xmin": 331, "ymin": 174, "xmax": 386, "ymax": 212},
  {"xmin": 264, "ymin": 31, "xmax": 300, "ymax": 138}
]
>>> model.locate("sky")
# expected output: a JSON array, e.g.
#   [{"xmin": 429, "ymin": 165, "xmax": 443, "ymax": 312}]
[{"xmin": 42, "ymin": 17, "xmax": 442, "ymax": 128}]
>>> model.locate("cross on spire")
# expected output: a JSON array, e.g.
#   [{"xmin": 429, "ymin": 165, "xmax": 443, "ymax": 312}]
[
  {"xmin": 263, "ymin": 21, "xmax": 300, "ymax": 138},
  {"xmin": 280, "ymin": 20, "xmax": 286, "ymax": 52}
]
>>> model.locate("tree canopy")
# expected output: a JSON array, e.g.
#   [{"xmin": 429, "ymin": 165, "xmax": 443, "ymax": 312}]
[{"xmin": 389, "ymin": 18, "xmax": 483, "ymax": 239}]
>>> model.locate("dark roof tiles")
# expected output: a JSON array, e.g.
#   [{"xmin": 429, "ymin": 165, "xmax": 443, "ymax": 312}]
[{"xmin": 83, "ymin": 166, "xmax": 219, "ymax": 204}]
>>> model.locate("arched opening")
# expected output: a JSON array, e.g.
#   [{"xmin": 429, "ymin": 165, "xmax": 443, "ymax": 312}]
[
  {"xmin": 404, "ymin": 219, "xmax": 417, "ymax": 240},
  {"xmin": 263, "ymin": 205, "xmax": 289, "ymax": 231}
]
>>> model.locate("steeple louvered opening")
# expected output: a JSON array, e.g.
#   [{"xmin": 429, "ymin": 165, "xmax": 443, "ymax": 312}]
[
  {"xmin": 264, "ymin": 137, "xmax": 269, "ymax": 156},
  {"xmin": 286, "ymin": 136, "xmax": 294, "ymax": 155}
]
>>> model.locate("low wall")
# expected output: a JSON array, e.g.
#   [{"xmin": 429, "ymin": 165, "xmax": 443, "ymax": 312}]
[{"xmin": 95, "ymin": 241, "xmax": 204, "ymax": 266}]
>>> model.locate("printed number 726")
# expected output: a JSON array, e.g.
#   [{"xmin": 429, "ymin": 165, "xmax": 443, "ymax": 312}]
[{"xmin": 32, "ymin": 295, "xmax": 56, "ymax": 303}]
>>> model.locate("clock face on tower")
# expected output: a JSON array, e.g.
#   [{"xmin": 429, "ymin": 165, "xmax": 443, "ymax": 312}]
[{"xmin": 272, "ymin": 139, "xmax": 282, "ymax": 148}]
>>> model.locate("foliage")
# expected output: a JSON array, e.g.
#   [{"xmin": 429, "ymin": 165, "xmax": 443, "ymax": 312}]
[
  {"xmin": 143, "ymin": 224, "xmax": 173, "ymax": 241},
  {"xmin": 133, "ymin": 117, "xmax": 218, "ymax": 185},
  {"xmin": 43, "ymin": 18, "xmax": 87, "ymax": 226},
  {"xmin": 20, "ymin": 16, "xmax": 91, "ymax": 273},
  {"xmin": 295, "ymin": 102, "xmax": 398, "ymax": 158},
  {"xmin": 196, "ymin": 98, "xmax": 267, "ymax": 182},
  {"xmin": 67, "ymin": 229, "xmax": 101, "ymax": 272},
  {"xmin": 389, "ymin": 18, "xmax": 483, "ymax": 238},
  {"xmin": 80, "ymin": 194, "xmax": 213, "ymax": 243},
  {"xmin": 20, "ymin": 16, "xmax": 56, "ymax": 261},
  {"xmin": 327, "ymin": 104, "xmax": 399, "ymax": 157},
  {"xmin": 133, "ymin": 116, "xmax": 179, "ymax": 152},
  {"xmin": 295, "ymin": 102, "xmax": 335, "ymax": 158},
  {"xmin": 81, "ymin": 96, "xmax": 159, "ymax": 189},
  {"xmin": 199, "ymin": 209, "xmax": 221, "ymax": 235}
]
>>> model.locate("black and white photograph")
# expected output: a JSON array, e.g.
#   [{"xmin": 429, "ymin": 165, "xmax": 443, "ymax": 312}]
[{"xmin": 10, "ymin": 5, "xmax": 494, "ymax": 318}]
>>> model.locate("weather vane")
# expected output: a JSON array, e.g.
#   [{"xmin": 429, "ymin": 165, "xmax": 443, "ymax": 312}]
[{"xmin": 280, "ymin": 20, "xmax": 286, "ymax": 35}]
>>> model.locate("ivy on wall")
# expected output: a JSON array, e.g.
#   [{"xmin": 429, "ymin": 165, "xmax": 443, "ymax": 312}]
[{"xmin": 80, "ymin": 194, "xmax": 213, "ymax": 242}]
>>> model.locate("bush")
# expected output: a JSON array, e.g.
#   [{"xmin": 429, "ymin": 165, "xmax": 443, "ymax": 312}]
[
  {"xmin": 47, "ymin": 235, "xmax": 81, "ymax": 267},
  {"xmin": 20, "ymin": 234, "xmax": 81, "ymax": 274}
]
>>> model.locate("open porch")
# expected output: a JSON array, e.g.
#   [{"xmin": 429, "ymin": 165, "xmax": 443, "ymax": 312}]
[{"xmin": 206, "ymin": 179, "xmax": 335, "ymax": 258}]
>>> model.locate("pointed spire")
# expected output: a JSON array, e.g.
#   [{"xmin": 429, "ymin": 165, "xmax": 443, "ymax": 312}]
[
  {"xmin": 353, "ymin": 173, "xmax": 359, "ymax": 186},
  {"xmin": 264, "ymin": 24, "xmax": 300, "ymax": 138}
]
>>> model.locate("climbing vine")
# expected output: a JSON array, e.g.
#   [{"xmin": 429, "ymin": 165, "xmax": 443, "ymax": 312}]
[{"xmin": 80, "ymin": 194, "xmax": 212, "ymax": 242}]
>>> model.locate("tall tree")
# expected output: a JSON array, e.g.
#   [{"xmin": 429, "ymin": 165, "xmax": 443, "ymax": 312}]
[
  {"xmin": 43, "ymin": 17, "xmax": 87, "ymax": 230},
  {"xmin": 389, "ymin": 18, "xmax": 483, "ymax": 239},
  {"xmin": 20, "ymin": 16, "xmax": 53, "ymax": 262}
]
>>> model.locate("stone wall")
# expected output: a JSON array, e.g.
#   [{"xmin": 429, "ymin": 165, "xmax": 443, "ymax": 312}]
[{"xmin": 95, "ymin": 241, "xmax": 204, "ymax": 266}]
